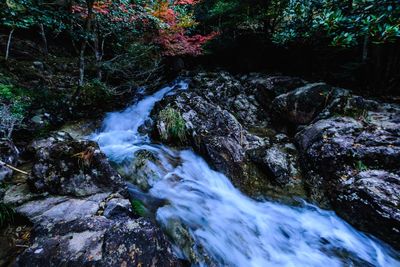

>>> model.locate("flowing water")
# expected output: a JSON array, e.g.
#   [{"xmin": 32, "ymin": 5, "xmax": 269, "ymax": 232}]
[{"xmin": 91, "ymin": 80, "xmax": 400, "ymax": 266}]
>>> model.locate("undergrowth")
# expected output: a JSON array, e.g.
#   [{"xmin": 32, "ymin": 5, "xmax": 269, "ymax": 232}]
[{"xmin": 158, "ymin": 107, "xmax": 186, "ymax": 143}]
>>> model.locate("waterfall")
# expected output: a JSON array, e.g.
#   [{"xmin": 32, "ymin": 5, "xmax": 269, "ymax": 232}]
[{"xmin": 91, "ymin": 80, "xmax": 399, "ymax": 267}]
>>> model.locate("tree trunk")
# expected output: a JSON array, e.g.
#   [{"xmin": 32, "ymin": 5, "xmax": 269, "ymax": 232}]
[
  {"xmin": 362, "ymin": 34, "xmax": 369, "ymax": 63},
  {"xmin": 5, "ymin": 29, "xmax": 15, "ymax": 61},
  {"xmin": 78, "ymin": 0, "xmax": 94, "ymax": 86},
  {"xmin": 79, "ymin": 41, "xmax": 87, "ymax": 86},
  {"xmin": 39, "ymin": 23, "xmax": 49, "ymax": 56},
  {"xmin": 94, "ymin": 32, "xmax": 102, "ymax": 80}
]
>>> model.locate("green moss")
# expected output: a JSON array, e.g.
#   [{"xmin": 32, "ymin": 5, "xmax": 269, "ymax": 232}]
[
  {"xmin": 130, "ymin": 199, "xmax": 146, "ymax": 217},
  {"xmin": 355, "ymin": 160, "xmax": 368, "ymax": 172},
  {"xmin": 158, "ymin": 107, "xmax": 186, "ymax": 142}
]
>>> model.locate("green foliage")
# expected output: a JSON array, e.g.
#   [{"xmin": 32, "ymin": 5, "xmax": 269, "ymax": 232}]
[
  {"xmin": 0, "ymin": 202, "xmax": 15, "ymax": 228},
  {"xmin": 130, "ymin": 199, "xmax": 146, "ymax": 217},
  {"xmin": 272, "ymin": 0, "xmax": 400, "ymax": 47},
  {"xmin": 355, "ymin": 160, "xmax": 368, "ymax": 172},
  {"xmin": 76, "ymin": 79, "xmax": 112, "ymax": 107},
  {"xmin": 158, "ymin": 107, "xmax": 186, "ymax": 142},
  {"xmin": 0, "ymin": 82, "xmax": 30, "ymax": 138}
]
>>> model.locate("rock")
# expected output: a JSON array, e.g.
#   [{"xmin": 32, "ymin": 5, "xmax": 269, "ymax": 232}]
[
  {"xmin": 16, "ymin": 193, "xmax": 109, "ymax": 227},
  {"xmin": 189, "ymin": 71, "xmax": 268, "ymax": 128},
  {"xmin": 0, "ymin": 139, "xmax": 19, "ymax": 182},
  {"xmin": 260, "ymin": 143, "xmax": 301, "ymax": 186},
  {"xmin": 295, "ymin": 98, "xmax": 400, "ymax": 249},
  {"xmin": 152, "ymin": 72, "xmax": 305, "ymax": 197},
  {"xmin": 103, "ymin": 198, "xmax": 132, "ymax": 219},
  {"xmin": 154, "ymin": 91, "xmax": 268, "ymax": 193},
  {"xmin": 272, "ymin": 83, "xmax": 335, "ymax": 125},
  {"xmin": 32, "ymin": 61, "xmax": 44, "ymax": 71},
  {"xmin": 60, "ymin": 120, "xmax": 102, "ymax": 140},
  {"xmin": 12, "ymin": 189, "xmax": 181, "ymax": 266},
  {"xmin": 118, "ymin": 149, "xmax": 167, "ymax": 192},
  {"xmin": 3, "ymin": 183, "xmax": 43, "ymax": 206},
  {"xmin": 14, "ymin": 216, "xmax": 181, "ymax": 267},
  {"xmin": 28, "ymin": 133, "xmax": 126, "ymax": 197},
  {"xmin": 335, "ymin": 171, "xmax": 400, "ymax": 249},
  {"xmin": 240, "ymin": 73, "xmax": 306, "ymax": 109}
]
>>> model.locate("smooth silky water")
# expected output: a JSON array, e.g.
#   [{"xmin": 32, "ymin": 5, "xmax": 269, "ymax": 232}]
[{"xmin": 91, "ymin": 80, "xmax": 400, "ymax": 267}]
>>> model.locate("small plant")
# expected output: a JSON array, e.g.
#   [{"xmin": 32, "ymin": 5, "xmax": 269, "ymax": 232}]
[
  {"xmin": 355, "ymin": 160, "xmax": 368, "ymax": 172},
  {"xmin": 0, "ymin": 82, "xmax": 30, "ymax": 139},
  {"xmin": 158, "ymin": 107, "xmax": 186, "ymax": 142},
  {"xmin": 72, "ymin": 147, "xmax": 95, "ymax": 168},
  {"xmin": 130, "ymin": 199, "xmax": 146, "ymax": 217},
  {"xmin": 0, "ymin": 202, "xmax": 15, "ymax": 228}
]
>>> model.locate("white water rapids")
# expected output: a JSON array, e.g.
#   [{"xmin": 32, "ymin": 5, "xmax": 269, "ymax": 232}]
[{"xmin": 91, "ymin": 81, "xmax": 400, "ymax": 266}]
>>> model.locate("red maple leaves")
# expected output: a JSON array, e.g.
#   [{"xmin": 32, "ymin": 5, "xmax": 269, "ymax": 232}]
[
  {"xmin": 71, "ymin": 0, "xmax": 216, "ymax": 57},
  {"xmin": 152, "ymin": 0, "xmax": 217, "ymax": 56}
]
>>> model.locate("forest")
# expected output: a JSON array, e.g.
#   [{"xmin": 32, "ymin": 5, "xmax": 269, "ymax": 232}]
[{"xmin": 0, "ymin": 0, "xmax": 400, "ymax": 266}]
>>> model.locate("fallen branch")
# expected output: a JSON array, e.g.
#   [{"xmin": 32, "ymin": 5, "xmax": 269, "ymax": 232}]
[{"xmin": 0, "ymin": 160, "xmax": 28, "ymax": 175}]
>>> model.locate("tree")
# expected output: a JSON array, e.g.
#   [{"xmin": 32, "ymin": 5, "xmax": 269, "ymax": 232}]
[
  {"xmin": 150, "ymin": 0, "xmax": 217, "ymax": 56},
  {"xmin": 0, "ymin": 0, "xmax": 35, "ymax": 60}
]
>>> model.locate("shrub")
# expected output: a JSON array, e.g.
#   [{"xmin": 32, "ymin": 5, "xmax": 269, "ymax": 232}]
[
  {"xmin": 0, "ymin": 83, "xmax": 30, "ymax": 138},
  {"xmin": 76, "ymin": 79, "xmax": 113, "ymax": 108},
  {"xmin": 158, "ymin": 107, "xmax": 186, "ymax": 142}
]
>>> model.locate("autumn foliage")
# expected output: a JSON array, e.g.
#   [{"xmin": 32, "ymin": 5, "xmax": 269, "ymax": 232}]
[
  {"xmin": 151, "ymin": 0, "xmax": 217, "ymax": 56},
  {"xmin": 71, "ymin": 0, "xmax": 216, "ymax": 57}
]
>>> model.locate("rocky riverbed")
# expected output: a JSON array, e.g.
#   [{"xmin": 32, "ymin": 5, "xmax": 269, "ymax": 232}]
[{"xmin": 1, "ymin": 71, "xmax": 399, "ymax": 265}]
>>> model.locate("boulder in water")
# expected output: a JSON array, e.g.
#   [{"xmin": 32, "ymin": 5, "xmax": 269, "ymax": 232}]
[{"xmin": 295, "ymin": 98, "xmax": 400, "ymax": 249}]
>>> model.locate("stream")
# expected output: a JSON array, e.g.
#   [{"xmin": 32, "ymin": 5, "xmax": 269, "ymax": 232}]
[{"xmin": 91, "ymin": 80, "xmax": 400, "ymax": 266}]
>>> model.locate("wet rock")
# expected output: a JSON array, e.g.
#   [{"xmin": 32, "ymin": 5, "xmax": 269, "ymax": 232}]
[
  {"xmin": 272, "ymin": 83, "xmax": 334, "ymax": 125},
  {"xmin": 261, "ymin": 143, "xmax": 301, "ymax": 186},
  {"xmin": 28, "ymin": 133, "xmax": 126, "ymax": 197},
  {"xmin": 14, "ymin": 216, "xmax": 181, "ymax": 267},
  {"xmin": 153, "ymin": 72, "xmax": 305, "ymax": 196},
  {"xmin": 103, "ymin": 198, "xmax": 132, "ymax": 219},
  {"xmin": 0, "ymin": 139, "xmax": 19, "ymax": 182},
  {"xmin": 16, "ymin": 193, "xmax": 109, "ymax": 227},
  {"xmin": 60, "ymin": 119, "xmax": 101, "ymax": 140},
  {"xmin": 154, "ymin": 91, "xmax": 268, "ymax": 192},
  {"xmin": 295, "ymin": 99, "xmax": 400, "ymax": 248},
  {"xmin": 335, "ymin": 170, "xmax": 400, "ymax": 249},
  {"xmin": 190, "ymin": 71, "xmax": 268, "ymax": 128},
  {"xmin": 3, "ymin": 183, "xmax": 43, "ymax": 206},
  {"xmin": 240, "ymin": 73, "xmax": 306, "ymax": 108},
  {"xmin": 12, "ymin": 185, "xmax": 181, "ymax": 266},
  {"xmin": 118, "ymin": 149, "xmax": 167, "ymax": 192}
]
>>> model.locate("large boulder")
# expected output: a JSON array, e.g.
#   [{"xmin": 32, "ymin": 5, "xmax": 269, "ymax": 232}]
[
  {"xmin": 28, "ymin": 132, "xmax": 126, "ymax": 197},
  {"xmin": 335, "ymin": 170, "xmax": 400, "ymax": 249},
  {"xmin": 14, "ymin": 195, "xmax": 181, "ymax": 267},
  {"xmin": 272, "ymin": 83, "xmax": 339, "ymax": 125},
  {"xmin": 152, "ymin": 72, "xmax": 305, "ymax": 196},
  {"xmin": 240, "ymin": 73, "xmax": 306, "ymax": 109},
  {"xmin": 0, "ymin": 139, "xmax": 19, "ymax": 182},
  {"xmin": 295, "ymin": 98, "xmax": 400, "ymax": 249},
  {"xmin": 5, "ymin": 133, "xmax": 182, "ymax": 266}
]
